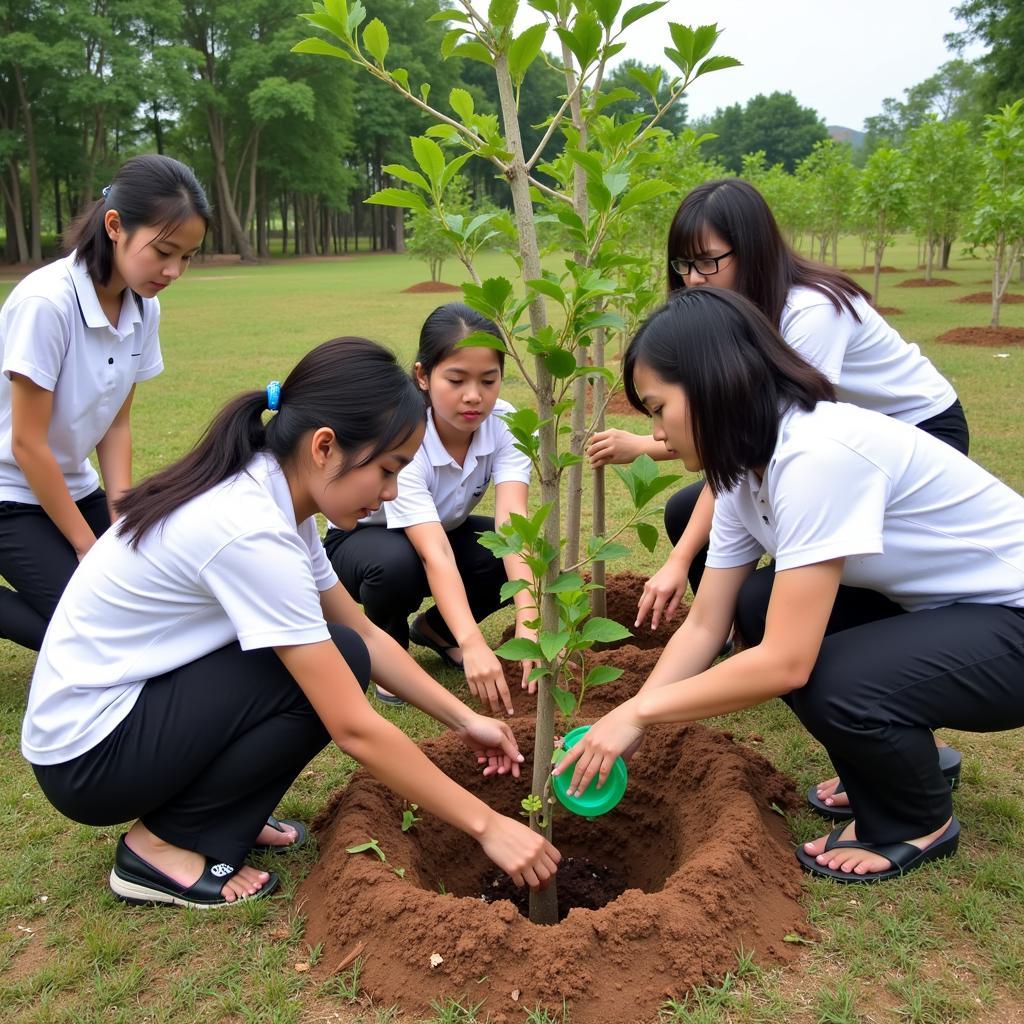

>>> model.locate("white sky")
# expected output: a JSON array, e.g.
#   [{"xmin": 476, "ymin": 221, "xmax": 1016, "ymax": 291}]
[{"xmin": 613, "ymin": 0, "xmax": 983, "ymax": 130}]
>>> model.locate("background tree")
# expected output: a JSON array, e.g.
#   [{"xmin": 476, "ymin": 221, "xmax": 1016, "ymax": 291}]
[
  {"xmin": 950, "ymin": 0, "xmax": 1024, "ymax": 108},
  {"xmin": 854, "ymin": 146, "xmax": 910, "ymax": 303},
  {"xmin": 697, "ymin": 90, "xmax": 828, "ymax": 173},
  {"xmin": 795, "ymin": 138, "xmax": 857, "ymax": 264},
  {"xmin": 965, "ymin": 98, "xmax": 1024, "ymax": 326}
]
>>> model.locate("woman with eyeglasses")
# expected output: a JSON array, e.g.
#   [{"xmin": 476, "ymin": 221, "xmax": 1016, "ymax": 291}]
[{"xmin": 586, "ymin": 177, "xmax": 969, "ymax": 820}]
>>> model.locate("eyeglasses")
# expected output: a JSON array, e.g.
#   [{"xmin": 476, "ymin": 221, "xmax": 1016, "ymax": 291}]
[{"xmin": 670, "ymin": 251, "xmax": 735, "ymax": 277}]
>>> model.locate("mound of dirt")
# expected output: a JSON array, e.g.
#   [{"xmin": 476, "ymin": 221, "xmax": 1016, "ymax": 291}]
[
  {"xmin": 936, "ymin": 326, "xmax": 1024, "ymax": 347},
  {"xmin": 402, "ymin": 280, "xmax": 463, "ymax": 293},
  {"xmin": 955, "ymin": 291, "xmax": 1024, "ymax": 304},
  {"xmin": 895, "ymin": 278, "xmax": 957, "ymax": 288},
  {"xmin": 874, "ymin": 306, "xmax": 904, "ymax": 316},
  {"xmin": 300, "ymin": 719, "xmax": 808, "ymax": 1024},
  {"xmin": 846, "ymin": 265, "xmax": 901, "ymax": 273}
]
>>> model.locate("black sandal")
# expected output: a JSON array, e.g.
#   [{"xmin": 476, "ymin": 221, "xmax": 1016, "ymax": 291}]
[
  {"xmin": 409, "ymin": 616, "xmax": 463, "ymax": 671},
  {"xmin": 109, "ymin": 835, "xmax": 279, "ymax": 908},
  {"xmin": 796, "ymin": 816, "xmax": 960, "ymax": 883},
  {"xmin": 807, "ymin": 745, "xmax": 963, "ymax": 821},
  {"xmin": 251, "ymin": 815, "xmax": 309, "ymax": 855}
]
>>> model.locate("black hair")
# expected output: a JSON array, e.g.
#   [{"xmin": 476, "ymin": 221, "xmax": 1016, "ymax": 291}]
[
  {"xmin": 117, "ymin": 337, "xmax": 425, "ymax": 547},
  {"xmin": 624, "ymin": 288, "xmax": 837, "ymax": 495},
  {"xmin": 666, "ymin": 178, "xmax": 868, "ymax": 328},
  {"xmin": 64, "ymin": 154, "xmax": 211, "ymax": 287},
  {"xmin": 415, "ymin": 302, "xmax": 506, "ymax": 391}
]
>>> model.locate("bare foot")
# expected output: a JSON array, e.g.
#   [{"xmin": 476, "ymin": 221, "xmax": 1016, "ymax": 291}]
[
  {"xmin": 813, "ymin": 734, "xmax": 950, "ymax": 809},
  {"xmin": 254, "ymin": 821, "xmax": 299, "ymax": 849},
  {"xmin": 413, "ymin": 615, "xmax": 463, "ymax": 666},
  {"xmin": 802, "ymin": 817, "xmax": 953, "ymax": 877},
  {"xmin": 125, "ymin": 821, "xmax": 272, "ymax": 902}
]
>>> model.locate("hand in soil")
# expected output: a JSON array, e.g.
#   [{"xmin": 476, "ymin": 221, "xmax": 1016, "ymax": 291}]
[
  {"xmin": 462, "ymin": 640, "xmax": 516, "ymax": 716},
  {"xmin": 554, "ymin": 701, "xmax": 644, "ymax": 796},
  {"xmin": 479, "ymin": 812, "xmax": 561, "ymax": 889},
  {"xmin": 514, "ymin": 620, "xmax": 541, "ymax": 694},
  {"xmin": 456, "ymin": 713, "xmax": 525, "ymax": 778},
  {"xmin": 636, "ymin": 556, "xmax": 691, "ymax": 629}
]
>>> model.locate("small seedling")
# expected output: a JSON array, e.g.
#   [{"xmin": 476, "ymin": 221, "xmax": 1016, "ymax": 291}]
[
  {"xmin": 346, "ymin": 838, "xmax": 387, "ymax": 862},
  {"xmin": 437, "ymin": 880, "xmax": 447, "ymax": 895},
  {"xmin": 401, "ymin": 803, "xmax": 422, "ymax": 832},
  {"xmin": 392, "ymin": 866, "xmax": 406, "ymax": 878},
  {"xmin": 520, "ymin": 794, "xmax": 543, "ymax": 818}
]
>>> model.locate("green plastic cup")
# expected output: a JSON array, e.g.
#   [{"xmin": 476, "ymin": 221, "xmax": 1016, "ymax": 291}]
[{"xmin": 551, "ymin": 725, "xmax": 628, "ymax": 818}]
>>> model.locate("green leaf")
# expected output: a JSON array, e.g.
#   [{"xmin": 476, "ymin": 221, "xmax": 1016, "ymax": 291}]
[
  {"xmin": 362, "ymin": 18, "xmax": 389, "ymax": 63},
  {"xmin": 483, "ymin": 275, "xmax": 514, "ymax": 311},
  {"xmin": 449, "ymin": 87, "xmax": 475, "ymax": 121},
  {"xmin": 389, "ymin": 67, "xmax": 410, "ymax": 90},
  {"xmin": 323, "ymin": 0, "xmax": 349, "ymax": 27},
  {"xmin": 429, "ymin": 8, "xmax": 471, "ymax": 22},
  {"xmin": 587, "ymin": 177, "xmax": 612, "ymax": 214},
  {"xmin": 364, "ymin": 188, "xmax": 426, "ymax": 212},
  {"xmin": 584, "ymin": 665, "xmax": 624, "ymax": 687},
  {"xmin": 291, "ymin": 37, "xmax": 353, "ymax": 61},
  {"xmin": 691, "ymin": 23, "xmax": 720, "ymax": 63},
  {"xmin": 440, "ymin": 151, "xmax": 474, "ymax": 192},
  {"xmin": 528, "ymin": 0, "xmax": 559, "ymax": 13},
  {"xmin": 635, "ymin": 522, "xmax": 659, "ymax": 553},
  {"xmin": 621, "ymin": 1, "xmax": 666, "ymax": 31},
  {"xmin": 441, "ymin": 28, "xmax": 465, "ymax": 59},
  {"xmin": 544, "ymin": 348, "xmax": 577, "ymax": 378},
  {"xmin": 410, "ymin": 136, "xmax": 445, "ymax": 189},
  {"xmin": 508, "ymin": 22, "xmax": 547, "ymax": 84},
  {"xmin": 588, "ymin": 538, "xmax": 631, "ymax": 562},
  {"xmin": 551, "ymin": 685, "xmax": 577, "ymax": 718},
  {"xmin": 668, "ymin": 23, "xmax": 695, "ymax": 68},
  {"xmin": 618, "ymin": 179, "xmax": 674, "ymax": 213},
  {"xmin": 526, "ymin": 277, "xmax": 567, "ymax": 304},
  {"xmin": 539, "ymin": 630, "xmax": 571, "ymax": 662},
  {"xmin": 591, "ymin": 0, "xmax": 622, "ymax": 29},
  {"xmin": 488, "ymin": 0, "xmax": 518, "ymax": 30},
  {"xmin": 382, "ymin": 164, "xmax": 428, "ymax": 190},
  {"xmin": 581, "ymin": 617, "xmax": 632, "ymax": 644},
  {"xmin": 500, "ymin": 579, "xmax": 532, "ymax": 602},
  {"xmin": 496, "ymin": 638, "xmax": 544, "ymax": 661},
  {"xmin": 346, "ymin": 839, "xmax": 386, "ymax": 861},
  {"xmin": 451, "ymin": 40, "xmax": 494, "ymax": 65},
  {"xmin": 695, "ymin": 54, "xmax": 742, "ymax": 77},
  {"xmin": 548, "ymin": 571, "xmax": 585, "ymax": 594},
  {"xmin": 299, "ymin": 10, "xmax": 351, "ymax": 41}
]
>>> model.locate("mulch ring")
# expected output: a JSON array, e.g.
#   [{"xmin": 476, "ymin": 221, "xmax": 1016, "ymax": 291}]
[
  {"xmin": 895, "ymin": 278, "xmax": 958, "ymax": 288},
  {"xmin": 956, "ymin": 291, "xmax": 1024, "ymax": 304},
  {"xmin": 299, "ymin": 717, "xmax": 808, "ymax": 1024},
  {"xmin": 846, "ymin": 265, "xmax": 902, "ymax": 273},
  {"xmin": 874, "ymin": 306, "xmax": 904, "ymax": 316},
  {"xmin": 402, "ymin": 280, "xmax": 463, "ymax": 293},
  {"xmin": 936, "ymin": 326, "xmax": 1024, "ymax": 347}
]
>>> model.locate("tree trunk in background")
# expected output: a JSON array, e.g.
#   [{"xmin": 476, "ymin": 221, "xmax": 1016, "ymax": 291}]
[
  {"xmin": 293, "ymin": 193, "xmax": 301, "ymax": 255},
  {"xmin": 304, "ymin": 195, "xmax": 317, "ymax": 255},
  {"xmin": 2, "ymin": 161, "xmax": 29, "ymax": 263},
  {"xmin": 53, "ymin": 175, "xmax": 63, "ymax": 239},
  {"xmin": 13, "ymin": 66, "xmax": 42, "ymax": 263},
  {"xmin": 280, "ymin": 195, "xmax": 289, "ymax": 257},
  {"xmin": 208, "ymin": 107, "xmax": 254, "ymax": 260},
  {"xmin": 941, "ymin": 236, "xmax": 953, "ymax": 270},
  {"xmin": 393, "ymin": 205, "xmax": 405, "ymax": 252}
]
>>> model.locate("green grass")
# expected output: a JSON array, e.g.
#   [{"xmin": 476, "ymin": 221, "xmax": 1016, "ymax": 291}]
[{"xmin": 1, "ymin": 235, "xmax": 1024, "ymax": 1022}]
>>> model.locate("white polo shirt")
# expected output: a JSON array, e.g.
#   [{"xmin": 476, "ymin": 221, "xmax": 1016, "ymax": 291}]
[
  {"xmin": 707, "ymin": 401, "xmax": 1024, "ymax": 613},
  {"xmin": 22, "ymin": 453, "xmax": 338, "ymax": 765},
  {"xmin": 780, "ymin": 286, "xmax": 956, "ymax": 424},
  {"xmin": 0, "ymin": 251, "xmax": 163, "ymax": 502},
  {"xmin": 361, "ymin": 398, "xmax": 532, "ymax": 531}
]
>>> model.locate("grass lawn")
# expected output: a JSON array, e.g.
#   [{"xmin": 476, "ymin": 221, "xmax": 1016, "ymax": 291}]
[{"xmin": 1, "ymin": 236, "xmax": 1023, "ymax": 1023}]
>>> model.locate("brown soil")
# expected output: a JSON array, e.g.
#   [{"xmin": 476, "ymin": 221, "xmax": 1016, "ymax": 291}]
[
  {"xmin": 895, "ymin": 278, "xmax": 958, "ymax": 288},
  {"xmin": 603, "ymin": 387, "xmax": 643, "ymax": 417},
  {"xmin": 402, "ymin": 280, "xmax": 463, "ymax": 293},
  {"xmin": 300, "ymin": 721, "xmax": 807, "ymax": 1023},
  {"xmin": 846, "ymin": 265, "xmax": 901, "ymax": 273},
  {"xmin": 936, "ymin": 326, "xmax": 1024, "ymax": 347},
  {"xmin": 956, "ymin": 291, "xmax": 1024, "ymax": 304},
  {"xmin": 874, "ymin": 306, "xmax": 904, "ymax": 316},
  {"xmin": 301, "ymin": 573, "xmax": 807, "ymax": 1022}
]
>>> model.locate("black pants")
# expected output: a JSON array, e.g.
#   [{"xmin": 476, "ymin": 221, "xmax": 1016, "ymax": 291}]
[
  {"xmin": 0, "ymin": 487, "xmax": 110, "ymax": 650},
  {"xmin": 325, "ymin": 515, "xmax": 507, "ymax": 648},
  {"xmin": 33, "ymin": 624, "xmax": 370, "ymax": 868},
  {"xmin": 664, "ymin": 398, "xmax": 972, "ymax": 627},
  {"xmin": 741, "ymin": 591, "xmax": 1024, "ymax": 844}
]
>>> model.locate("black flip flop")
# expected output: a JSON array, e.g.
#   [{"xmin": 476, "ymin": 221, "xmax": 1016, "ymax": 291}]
[
  {"xmin": 796, "ymin": 816, "xmax": 960, "ymax": 883},
  {"xmin": 409, "ymin": 617, "xmax": 463, "ymax": 672},
  {"xmin": 807, "ymin": 745, "xmax": 963, "ymax": 821},
  {"xmin": 109, "ymin": 834, "xmax": 279, "ymax": 908},
  {"xmin": 251, "ymin": 816, "xmax": 308, "ymax": 855}
]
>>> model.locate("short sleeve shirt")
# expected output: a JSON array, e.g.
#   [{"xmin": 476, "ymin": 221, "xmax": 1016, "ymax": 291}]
[
  {"xmin": 779, "ymin": 286, "xmax": 956, "ymax": 424},
  {"xmin": 22, "ymin": 453, "xmax": 338, "ymax": 765},
  {"xmin": 361, "ymin": 398, "xmax": 532, "ymax": 531},
  {"xmin": 0, "ymin": 252, "xmax": 163, "ymax": 502},
  {"xmin": 707, "ymin": 402, "xmax": 1024, "ymax": 613}
]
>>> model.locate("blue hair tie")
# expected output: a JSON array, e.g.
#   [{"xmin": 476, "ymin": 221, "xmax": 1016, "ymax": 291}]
[{"xmin": 266, "ymin": 381, "xmax": 281, "ymax": 412}]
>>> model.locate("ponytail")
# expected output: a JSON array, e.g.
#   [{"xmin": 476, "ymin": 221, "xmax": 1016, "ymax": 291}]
[
  {"xmin": 116, "ymin": 337, "xmax": 425, "ymax": 548},
  {"xmin": 64, "ymin": 154, "xmax": 211, "ymax": 286}
]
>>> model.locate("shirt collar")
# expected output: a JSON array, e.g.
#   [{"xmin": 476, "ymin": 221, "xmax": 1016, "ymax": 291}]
[
  {"xmin": 66, "ymin": 251, "xmax": 143, "ymax": 335},
  {"xmin": 422, "ymin": 409, "xmax": 498, "ymax": 468}
]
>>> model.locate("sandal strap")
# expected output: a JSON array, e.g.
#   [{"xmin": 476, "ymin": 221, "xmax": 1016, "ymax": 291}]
[
  {"xmin": 823, "ymin": 825, "xmax": 921, "ymax": 869},
  {"xmin": 181, "ymin": 858, "xmax": 238, "ymax": 901}
]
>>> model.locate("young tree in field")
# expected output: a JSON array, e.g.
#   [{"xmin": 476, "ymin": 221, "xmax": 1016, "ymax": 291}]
[
  {"xmin": 294, "ymin": 0, "xmax": 735, "ymax": 924},
  {"xmin": 854, "ymin": 146, "xmax": 910, "ymax": 303},
  {"xmin": 906, "ymin": 116, "xmax": 980, "ymax": 279},
  {"xmin": 965, "ymin": 98, "xmax": 1024, "ymax": 327},
  {"xmin": 795, "ymin": 138, "xmax": 857, "ymax": 265},
  {"xmin": 740, "ymin": 152, "xmax": 806, "ymax": 248}
]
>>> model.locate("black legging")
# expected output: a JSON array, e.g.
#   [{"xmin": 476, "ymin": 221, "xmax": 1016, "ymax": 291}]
[
  {"xmin": 0, "ymin": 487, "xmax": 110, "ymax": 649},
  {"xmin": 325, "ymin": 515, "xmax": 507, "ymax": 649},
  {"xmin": 33, "ymin": 624, "xmax": 370, "ymax": 868},
  {"xmin": 664, "ymin": 398, "xmax": 971, "ymax": 635}
]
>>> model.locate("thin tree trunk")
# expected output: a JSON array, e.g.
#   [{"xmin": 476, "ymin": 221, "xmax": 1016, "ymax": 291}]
[
  {"xmin": 2, "ymin": 162, "xmax": 29, "ymax": 263},
  {"xmin": 13, "ymin": 66, "xmax": 42, "ymax": 263},
  {"xmin": 208, "ymin": 108, "xmax": 254, "ymax": 260},
  {"xmin": 53, "ymin": 174, "xmax": 63, "ymax": 238}
]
